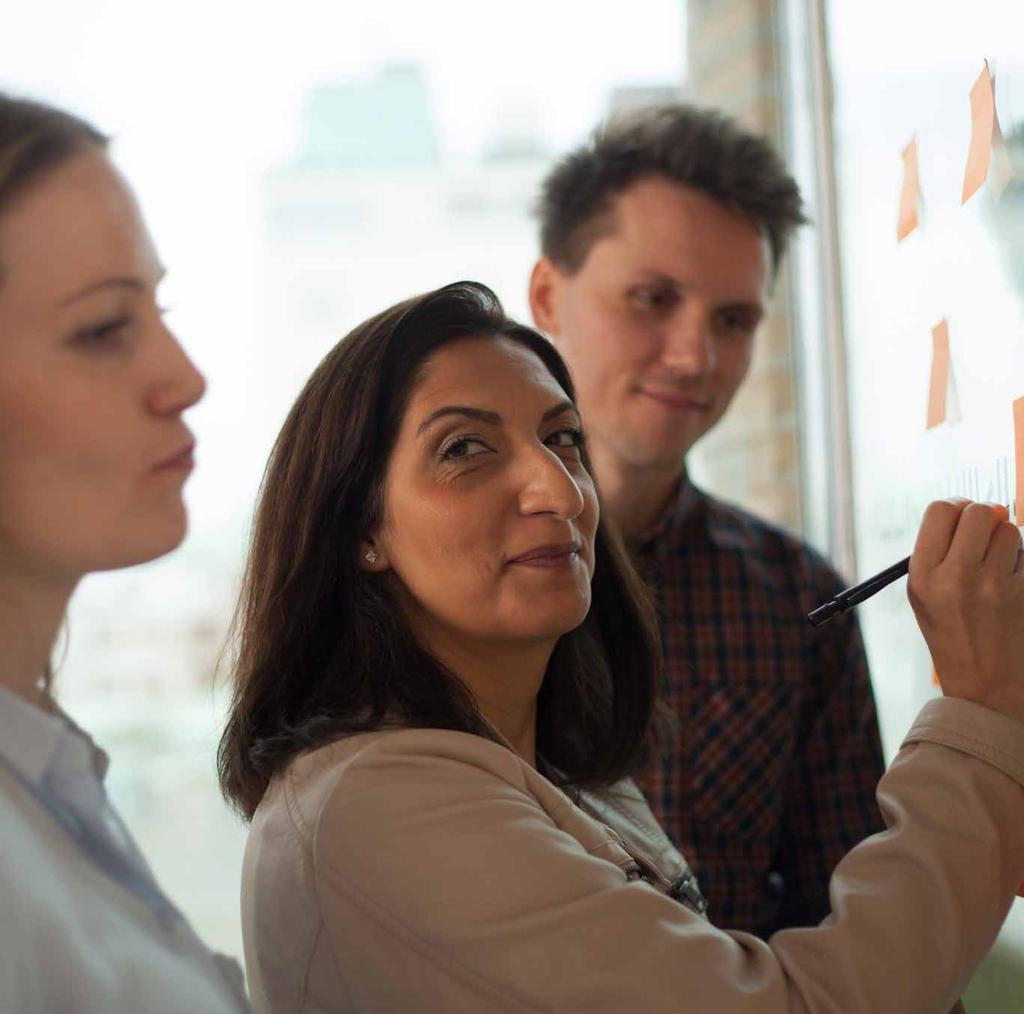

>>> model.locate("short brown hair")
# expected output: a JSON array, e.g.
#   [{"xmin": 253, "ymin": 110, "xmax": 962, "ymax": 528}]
[
  {"xmin": 218, "ymin": 281, "xmax": 666, "ymax": 819},
  {"xmin": 538, "ymin": 103, "xmax": 806, "ymax": 274}
]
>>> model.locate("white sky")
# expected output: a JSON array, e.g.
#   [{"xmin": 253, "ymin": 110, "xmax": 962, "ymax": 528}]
[{"xmin": 2, "ymin": 0, "xmax": 687, "ymax": 165}]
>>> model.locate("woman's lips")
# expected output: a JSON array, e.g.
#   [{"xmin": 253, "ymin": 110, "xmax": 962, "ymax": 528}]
[
  {"xmin": 508, "ymin": 542, "xmax": 581, "ymax": 568},
  {"xmin": 153, "ymin": 443, "xmax": 196, "ymax": 472}
]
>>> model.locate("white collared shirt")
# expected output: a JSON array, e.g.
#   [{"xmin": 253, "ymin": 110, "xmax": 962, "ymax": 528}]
[{"xmin": 0, "ymin": 683, "xmax": 249, "ymax": 1013}]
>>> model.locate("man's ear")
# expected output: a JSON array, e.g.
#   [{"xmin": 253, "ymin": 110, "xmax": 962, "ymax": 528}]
[{"xmin": 528, "ymin": 256, "xmax": 563, "ymax": 335}]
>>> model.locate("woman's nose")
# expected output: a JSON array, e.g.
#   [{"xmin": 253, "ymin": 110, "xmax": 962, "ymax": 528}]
[
  {"xmin": 147, "ymin": 329, "xmax": 207, "ymax": 417},
  {"xmin": 516, "ymin": 445, "xmax": 586, "ymax": 521}
]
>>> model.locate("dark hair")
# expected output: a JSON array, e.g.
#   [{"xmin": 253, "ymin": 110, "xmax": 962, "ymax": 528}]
[
  {"xmin": 0, "ymin": 93, "xmax": 108, "ymax": 226},
  {"xmin": 218, "ymin": 281, "xmax": 665, "ymax": 818},
  {"xmin": 538, "ymin": 103, "xmax": 807, "ymax": 275}
]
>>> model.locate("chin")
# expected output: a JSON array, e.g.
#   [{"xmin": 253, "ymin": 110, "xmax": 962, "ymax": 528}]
[
  {"xmin": 94, "ymin": 512, "xmax": 190, "ymax": 572},
  {"xmin": 613, "ymin": 430, "xmax": 691, "ymax": 470},
  {"xmin": 521, "ymin": 599, "xmax": 592, "ymax": 641}
]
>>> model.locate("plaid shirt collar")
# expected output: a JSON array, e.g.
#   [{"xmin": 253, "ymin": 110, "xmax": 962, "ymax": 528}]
[{"xmin": 630, "ymin": 471, "xmax": 706, "ymax": 554}]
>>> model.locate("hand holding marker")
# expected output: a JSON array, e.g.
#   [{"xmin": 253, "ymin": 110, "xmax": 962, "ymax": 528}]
[
  {"xmin": 809, "ymin": 500, "xmax": 1024, "ymax": 898},
  {"xmin": 808, "ymin": 503, "xmax": 1012, "ymax": 627}
]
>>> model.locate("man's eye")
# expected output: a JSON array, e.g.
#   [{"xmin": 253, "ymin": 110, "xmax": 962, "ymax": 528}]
[
  {"xmin": 630, "ymin": 288, "xmax": 676, "ymax": 313},
  {"xmin": 439, "ymin": 436, "xmax": 491, "ymax": 461},
  {"xmin": 716, "ymin": 309, "xmax": 760, "ymax": 335}
]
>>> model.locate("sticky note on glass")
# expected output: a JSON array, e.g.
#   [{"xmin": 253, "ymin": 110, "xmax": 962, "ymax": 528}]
[
  {"xmin": 897, "ymin": 136, "xmax": 922, "ymax": 241},
  {"xmin": 1013, "ymin": 397, "xmax": 1024, "ymax": 523},
  {"xmin": 961, "ymin": 60, "xmax": 1010, "ymax": 204},
  {"xmin": 926, "ymin": 320, "xmax": 951, "ymax": 429}
]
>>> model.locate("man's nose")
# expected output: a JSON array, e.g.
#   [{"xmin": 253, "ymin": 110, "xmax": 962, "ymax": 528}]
[{"xmin": 660, "ymin": 308, "xmax": 716, "ymax": 376}]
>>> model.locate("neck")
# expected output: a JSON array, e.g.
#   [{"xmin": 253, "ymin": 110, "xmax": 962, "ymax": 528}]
[
  {"xmin": 588, "ymin": 441, "xmax": 684, "ymax": 538},
  {"xmin": 418, "ymin": 624, "xmax": 549, "ymax": 766},
  {"xmin": 0, "ymin": 559, "xmax": 76, "ymax": 707}
]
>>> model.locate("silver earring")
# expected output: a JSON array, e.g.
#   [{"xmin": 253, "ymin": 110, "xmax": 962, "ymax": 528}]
[{"xmin": 365, "ymin": 549, "xmax": 378, "ymax": 564}]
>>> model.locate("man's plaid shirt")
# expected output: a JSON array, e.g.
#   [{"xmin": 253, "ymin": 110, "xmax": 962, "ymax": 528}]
[{"xmin": 631, "ymin": 478, "xmax": 886, "ymax": 938}]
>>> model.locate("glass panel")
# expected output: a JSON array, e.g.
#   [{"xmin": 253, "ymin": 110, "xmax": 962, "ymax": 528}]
[{"xmin": 824, "ymin": 2, "xmax": 1024, "ymax": 1005}]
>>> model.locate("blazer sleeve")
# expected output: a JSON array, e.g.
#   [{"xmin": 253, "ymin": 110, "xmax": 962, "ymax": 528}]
[{"xmin": 308, "ymin": 698, "xmax": 1024, "ymax": 1014}]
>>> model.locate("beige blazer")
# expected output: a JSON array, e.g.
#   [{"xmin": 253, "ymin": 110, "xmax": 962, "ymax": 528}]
[{"xmin": 240, "ymin": 697, "xmax": 1024, "ymax": 1013}]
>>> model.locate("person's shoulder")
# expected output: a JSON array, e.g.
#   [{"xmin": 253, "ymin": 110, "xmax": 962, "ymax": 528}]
[
  {"xmin": 0, "ymin": 769, "xmax": 67, "ymax": 904},
  {"xmin": 269, "ymin": 727, "xmax": 534, "ymax": 844},
  {"xmin": 0, "ymin": 770, "xmax": 33, "ymax": 879},
  {"xmin": 0, "ymin": 764, "xmax": 53, "ymax": 851},
  {"xmin": 290, "ymin": 726, "xmax": 530, "ymax": 791},
  {"xmin": 279, "ymin": 728, "xmax": 558, "ymax": 909}
]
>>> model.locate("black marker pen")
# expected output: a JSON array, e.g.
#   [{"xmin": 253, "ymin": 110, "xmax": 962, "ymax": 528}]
[{"xmin": 807, "ymin": 557, "xmax": 910, "ymax": 627}]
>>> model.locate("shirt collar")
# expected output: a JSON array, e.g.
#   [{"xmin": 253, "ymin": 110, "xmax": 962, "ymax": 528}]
[
  {"xmin": 631, "ymin": 471, "xmax": 705, "ymax": 551},
  {"xmin": 0, "ymin": 682, "xmax": 108, "ymax": 791}
]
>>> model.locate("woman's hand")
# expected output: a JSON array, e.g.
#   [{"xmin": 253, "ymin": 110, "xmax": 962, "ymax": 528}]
[{"xmin": 908, "ymin": 499, "xmax": 1024, "ymax": 724}]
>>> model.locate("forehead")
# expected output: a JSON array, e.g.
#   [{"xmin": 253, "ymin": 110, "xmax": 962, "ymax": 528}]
[
  {"xmin": 410, "ymin": 336, "xmax": 569, "ymax": 411},
  {"xmin": 0, "ymin": 148, "xmax": 158, "ymax": 305},
  {"xmin": 582, "ymin": 176, "xmax": 771, "ymax": 295}
]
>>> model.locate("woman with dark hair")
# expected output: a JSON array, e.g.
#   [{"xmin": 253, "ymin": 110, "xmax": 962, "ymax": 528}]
[
  {"xmin": 0, "ymin": 93, "xmax": 248, "ymax": 1011},
  {"xmin": 222, "ymin": 280, "xmax": 1024, "ymax": 1014}
]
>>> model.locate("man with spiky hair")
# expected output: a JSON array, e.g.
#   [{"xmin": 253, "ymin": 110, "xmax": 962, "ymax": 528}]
[{"xmin": 529, "ymin": 104, "xmax": 885, "ymax": 938}]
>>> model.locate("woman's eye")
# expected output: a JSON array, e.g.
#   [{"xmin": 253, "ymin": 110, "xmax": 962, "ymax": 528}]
[
  {"xmin": 72, "ymin": 316, "xmax": 132, "ymax": 348},
  {"xmin": 546, "ymin": 428, "xmax": 585, "ymax": 451},
  {"xmin": 439, "ymin": 436, "xmax": 491, "ymax": 461}
]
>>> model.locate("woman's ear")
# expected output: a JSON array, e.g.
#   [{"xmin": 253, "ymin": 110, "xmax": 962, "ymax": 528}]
[{"xmin": 358, "ymin": 538, "xmax": 388, "ymax": 572}]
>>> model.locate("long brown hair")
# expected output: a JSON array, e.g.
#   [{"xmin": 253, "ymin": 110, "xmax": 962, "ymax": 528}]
[{"xmin": 218, "ymin": 281, "xmax": 665, "ymax": 818}]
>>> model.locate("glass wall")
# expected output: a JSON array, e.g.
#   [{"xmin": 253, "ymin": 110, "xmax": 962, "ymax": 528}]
[
  {"xmin": 783, "ymin": 1, "xmax": 1024, "ymax": 1006},
  {"xmin": 2, "ymin": 0, "xmax": 686, "ymax": 958}
]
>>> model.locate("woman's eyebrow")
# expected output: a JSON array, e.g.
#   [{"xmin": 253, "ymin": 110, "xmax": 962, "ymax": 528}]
[
  {"xmin": 59, "ymin": 266, "xmax": 168, "ymax": 307},
  {"xmin": 541, "ymin": 400, "xmax": 578, "ymax": 423},
  {"xmin": 416, "ymin": 406, "xmax": 501, "ymax": 436},
  {"xmin": 416, "ymin": 399, "xmax": 577, "ymax": 437}
]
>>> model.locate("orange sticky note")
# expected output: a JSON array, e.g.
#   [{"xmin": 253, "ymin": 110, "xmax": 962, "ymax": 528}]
[
  {"xmin": 1013, "ymin": 397, "xmax": 1024, "ymax": 523},
  {"xmin": 926, "ymin": 320, "xmax": 951, "ymax": 429},
  {"xmin": 897, "ymin": 136, "xmax": 922, "ymax": 241},
  {"xmin": 962, "ymin": 61, "xmax": 997, "ymax": 204}
]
